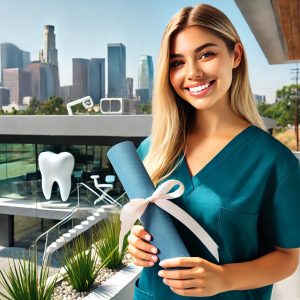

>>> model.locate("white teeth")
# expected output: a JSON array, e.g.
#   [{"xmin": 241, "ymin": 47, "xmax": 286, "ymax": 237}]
[
  {"xmin": 189, "ymin": 82, "xmax": 210, "ymax": 93},
  {"xmin": 38, "ymin": 152, "xmax": 75, "ymax": 202}
]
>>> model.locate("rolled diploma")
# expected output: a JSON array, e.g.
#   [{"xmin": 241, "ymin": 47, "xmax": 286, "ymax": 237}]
[{"xmin": 107, "ymin": 141, "xmax": 190, "ymax": 261}]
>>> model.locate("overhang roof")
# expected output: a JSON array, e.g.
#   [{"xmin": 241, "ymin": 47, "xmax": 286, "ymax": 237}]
[{"xmin": 235, "ymin": 0, "xmax": 300, "ymax": 64}]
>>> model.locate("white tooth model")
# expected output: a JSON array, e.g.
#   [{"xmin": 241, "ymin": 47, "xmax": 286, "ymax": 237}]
[{"xmin": 39, "ymin": 152, "xmax": 75, "ymax": 202}]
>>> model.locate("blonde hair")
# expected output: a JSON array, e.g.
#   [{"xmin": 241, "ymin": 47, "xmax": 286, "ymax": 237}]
[{"xmin": 144, "ymin": 4, "xmax": 266, "ymax": 186}]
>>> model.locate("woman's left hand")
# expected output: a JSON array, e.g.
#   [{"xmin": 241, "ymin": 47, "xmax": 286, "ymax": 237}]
[{"xmin": 158, "ymin": 257, "xmax": 229, "ymax": 297}]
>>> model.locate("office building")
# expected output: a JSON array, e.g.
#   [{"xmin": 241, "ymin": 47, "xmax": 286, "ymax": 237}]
[
  {"xmin": 138, "ymin": 55, "xmax": 154, "ymax": 102},
  {"xmin": 72, "ymin": 58, "xmax": 89, "ymax": 100},
  {"xmin": 88, "ymin": 58, "xmax": 105, "ymax": 102},
  {"xmin": 0, "ymin": 43, "xmax": 31, "ymax": 82},
  {"xmin": 254, "ymin": 94, "xmax": 266, "ymax": 104},
  {"xmin": 27, "ymin": 62, "xmax": 59, "ymax": 101},
  {"xmin": 107, "ymin": 43, "xmax": 126, "ymax": 98},
  {"xmin": 3, "ymin": 68, "xmax": 31, "ymax": 105},
  {"xmin": 126, "ymin": 77, "xmax": 133, "ymax": 99},
  {"xmin": 59, "ymin": 85, "xmax": 73, "ymax": 103},
  {"xmin": 0, "ymin": 87, "xmax": 10, "ymax": 106}
]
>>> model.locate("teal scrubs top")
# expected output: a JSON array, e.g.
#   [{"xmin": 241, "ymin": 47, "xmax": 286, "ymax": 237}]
[{"xmin": 134, "ymin": 125, "xmax": 300, "ymax": 300}]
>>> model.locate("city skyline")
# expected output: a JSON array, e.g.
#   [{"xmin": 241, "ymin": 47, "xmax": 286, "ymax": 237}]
[{"xmin": 0, "ymin": 0, "xmax": 297, "ymax": 103}]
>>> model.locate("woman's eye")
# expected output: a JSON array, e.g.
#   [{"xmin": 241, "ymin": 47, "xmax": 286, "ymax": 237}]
[
  {"xmin": 170, "ymin": 60, "xmax": 184, "ymax": 68},
  {"xmin": 200, "ymin": 52, "xmax": 214, "ymax": 59}
]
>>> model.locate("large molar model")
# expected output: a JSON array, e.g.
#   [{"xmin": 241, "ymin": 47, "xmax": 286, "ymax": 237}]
[{"xmin": 38, "ymin": 152, "xmax": 75, "ymax": 202}]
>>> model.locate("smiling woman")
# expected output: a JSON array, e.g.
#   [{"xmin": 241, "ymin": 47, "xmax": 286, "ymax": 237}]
[{"xmin": 126, "ymin": 3, "xmax": 300, "ymax": 300}]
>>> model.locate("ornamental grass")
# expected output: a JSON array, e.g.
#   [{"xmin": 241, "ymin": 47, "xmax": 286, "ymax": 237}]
[{"xmin": 0, "ymin": 251, "xmax": 57, "ymax": 300}]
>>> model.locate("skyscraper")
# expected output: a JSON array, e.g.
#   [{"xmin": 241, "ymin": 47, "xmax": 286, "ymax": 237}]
[
  {"xmin": 3, "ymin": 68, "xmax": 31, "ymax": 104},
  {"xmin": 108, "ymin": 43, "xmax": 126, "ymax": 98},
  {"xmin": 0, "ymin": 87, "xmax": 10, "ymax": 106},
  {"xmin": 88, "ymin": 58, "xmax": 105, "ymax": 101},
  {"xmin": 39, "ymin": 25, "xmax": 59, "ymax": 97},
  {"xmin": 126, "ymin": 77, "xmax": 133, "ymax": 99},
  {"xmin": 39, "ymin": 25, "xmax": 58, "ymax": 66},
  {"xmin": 72, "ymin": 58, "xmax": 89, "ymax": 100},
  {"xmin": 137, "ymin": 55, "xmax": 154, "ymax": 102},
  {"xmin": 0, "ymin": 43, "xmax": 31, "ymax": 82}
]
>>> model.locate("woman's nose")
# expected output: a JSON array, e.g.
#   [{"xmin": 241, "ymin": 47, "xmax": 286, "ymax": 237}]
[{"xmin": 187, "ymin": 62, "xmax": 204, "ymax": 80}]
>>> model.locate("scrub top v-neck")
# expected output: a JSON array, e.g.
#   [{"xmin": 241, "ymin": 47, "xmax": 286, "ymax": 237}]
[{"xmin": 134, "ymin": 125, "xmax": 300, "ymax": 300}]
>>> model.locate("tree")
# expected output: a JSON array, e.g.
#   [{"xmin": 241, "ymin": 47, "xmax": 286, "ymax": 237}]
[
  {"xmin": 40, "ymin": 96, "xmax": 67, "ymax": 115},
  {"xmin": 25, "ymin": 97, "xmax": 42, "ymax": 115},
  {"xmin": 257, "ymin": 84, "xmax": 299, "ymax": 127}
]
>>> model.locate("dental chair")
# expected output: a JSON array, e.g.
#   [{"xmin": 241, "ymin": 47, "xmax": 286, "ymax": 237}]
[{"xmin": 90, "ymin": 175, "xmax": 118, "ymax": 205}]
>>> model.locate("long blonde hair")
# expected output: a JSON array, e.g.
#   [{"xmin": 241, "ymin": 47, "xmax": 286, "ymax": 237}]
[{"xmin": 144, "ymin": 4, "xmax": 266, "ymax": 186}]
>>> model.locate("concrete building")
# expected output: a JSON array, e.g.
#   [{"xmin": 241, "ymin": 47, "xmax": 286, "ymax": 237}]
[
  {"xmin": 254, "ymin": 94, "xmax": 266, "ymax": 104},
  {"xmin": 0, "ymin": 43, "xmax": 31, "ymax": 82},
  {"xmin": 138, "ymin": 55, "xmax": 154, "ymax": 102},
  {"xmin": 3, "ymin": 68, "xmax": 31, "ymax": 104},
  {"xmin": 108, "ymin": 43, "xmax": 126, "ymax": 98}
]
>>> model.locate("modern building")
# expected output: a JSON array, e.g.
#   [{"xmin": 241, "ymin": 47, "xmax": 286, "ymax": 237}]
[
  {"xmin": 72, "ymin": 58, "xmax": 89, "ymax": 100},
  {"xmin": 0, "ymin": 43, "xmax": 31, "ymax": 82},
  {"xmin": 59, "ymin": 85, "xmax": 73, "ymax": 103},
  {"xmin": 136, "ymin": 88, "xmax": 150, "ymax": 104},
  {"xmin": 88, "ymin": 58, "xmax": 105, "ymax": 102},
  {"xmin": 126, "ymin": 77, "xmax": 134, "ymax": 99},
  {"xmin": 3, "ymin": 68, "xmax": 31, "ymax": 104},
  {"xmin": 107, "ymin": 43, "xmax": 127, "ymax": 98},
  {"xmin": 254, "ymin": 94, "xmax": 266, "ymax": 104},
  {"xmin": 137, "ymin": 55, "xmax": 154, "ymax": 102},
  {"xmin": 0, "ymin": 87, "xmax": 10, "ymax": 106},
  {"xmin": 27, "ymin": 62, "xmax": 59, "ymax": 101},
  {"xmin": 39, "ymin": 25, "xmax": 58, "ymax": 66}
]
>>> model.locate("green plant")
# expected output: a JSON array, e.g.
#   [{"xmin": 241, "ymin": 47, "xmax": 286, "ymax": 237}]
[
  {"xmin": 60, "ymin": 234, "xmax": 109, "ymax": 292},
  {"xmin": 94, "ymin": 213, "xmax": 128, "ymax": 269},
  {"xmin": 0, "ymin": 251, "xmax": 57, "ymax": 300}
]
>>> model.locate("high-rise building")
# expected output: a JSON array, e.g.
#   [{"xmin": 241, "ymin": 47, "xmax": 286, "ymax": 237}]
[
  {"xmin": 138, "ymin": 55, "xmax": 154, "ymax": 102},
  {"xmin": 72, "ymin": 58, "xmax": 89, "ymax": 100},
  {"xmin": 108, "ymin": 43, "xmax": 126, "ymax": 98},
  {"xmin": 0, "ymin": 87, "xmax": 10, "ymax": 106},
  {"xmin": 39, "ymin": 25, "xmax": 58, "ymax": 66},
  {"xmin": 3, "ymin": 68, "xmax": 31, "ymax": 104},
  {"xmin": 38, "ymin": 25, "xmax": 60, "ymax": 98},
  {"xmin": 0, "ymin": 43, "xmax": 31, "ymax": 82},
  {"xmin": 88, "ymin": 58, "xmax": 105, "ymax": 101},
  {"xmin": 59, "ymin": 85, "xmax": 73, "ymax": 103},
  {"xmin": 126, "ymin": 77, "xmax": 133, "ymax": 99},
  {"xmin": 27, "ymin": 62, "xmax": 59, "ymax": 101},
  {"xmin": 71, "ymin": 58, "xmax": 105, "ymax": 102}
]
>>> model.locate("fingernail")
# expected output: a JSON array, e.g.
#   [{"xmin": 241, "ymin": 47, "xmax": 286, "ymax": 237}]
[
  {"xmin": 151, "ymin": 247, "xmax": 157, "ymax": 254},
  {"xmin": 158, "ymin": 271, "xmax": 164, "ymax": 277},
  {"xmin": 151, "ymin": 255, "xmax": 158, "ymax": 262},
  {"xmin": 148, "ymin": 261, "xmax": 154, "ymax": 266},
  {"xmin": 145, "ymin": 234, "xmax": 151, "ymax": 241},
  {"xmin": 159, "ymin": 261, "xmax": 165, "ymax": 267}
]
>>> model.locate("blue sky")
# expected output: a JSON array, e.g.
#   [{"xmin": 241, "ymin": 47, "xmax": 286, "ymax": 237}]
[{"xmin": 0, "ymin": 0, "xmax": 296, "ymax": 103}]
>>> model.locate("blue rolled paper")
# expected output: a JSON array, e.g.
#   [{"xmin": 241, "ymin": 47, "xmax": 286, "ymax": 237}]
[{"xmin": 107, "ymin": 141, "xmax": 190, "ymax": 261}]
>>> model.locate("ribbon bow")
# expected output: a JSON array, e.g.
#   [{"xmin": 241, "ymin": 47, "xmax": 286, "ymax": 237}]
[{"xmin": 119, "ymin": 179, "xmax": 219, "ymax": 261}]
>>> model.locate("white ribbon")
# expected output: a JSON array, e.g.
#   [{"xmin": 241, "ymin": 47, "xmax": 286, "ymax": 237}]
[{"xmin": 119, "ymin": 179, "xmax": 219, "ymax": 262}]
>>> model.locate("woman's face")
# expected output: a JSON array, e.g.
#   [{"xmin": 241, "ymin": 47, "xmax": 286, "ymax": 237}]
[{"xmin": 169, "ymin": 26, "xmax": 241, "ymax": 111}]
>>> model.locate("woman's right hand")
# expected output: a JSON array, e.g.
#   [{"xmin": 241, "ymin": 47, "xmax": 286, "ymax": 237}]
[{"xmin": 127, "ymin": 225, "xmax": 158, "ymax": 267}]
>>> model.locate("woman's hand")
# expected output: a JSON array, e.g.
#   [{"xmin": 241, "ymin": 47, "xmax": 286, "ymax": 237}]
[
  {"xmin": 158, "ymin": 257, "xmax": 228, "ymax": 297},
  {"xmin": 127, "ymin": 225, "xmax": 158, "ymax": 267}
]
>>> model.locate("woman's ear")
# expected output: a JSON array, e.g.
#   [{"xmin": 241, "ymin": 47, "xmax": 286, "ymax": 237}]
[{"xmin": 232, "ymin": 42, "xmax": 243, "ymax": 69}]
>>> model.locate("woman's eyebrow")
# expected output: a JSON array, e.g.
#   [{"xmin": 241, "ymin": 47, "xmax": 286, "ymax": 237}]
[{"xmin": 170, "ymin": 42, "xmax": 218, "ymax": 58}]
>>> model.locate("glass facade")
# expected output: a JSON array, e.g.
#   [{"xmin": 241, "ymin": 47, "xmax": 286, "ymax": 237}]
[{"xmin": 0, "ymin": 143, "xmax": 124, "ymax": 205}]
